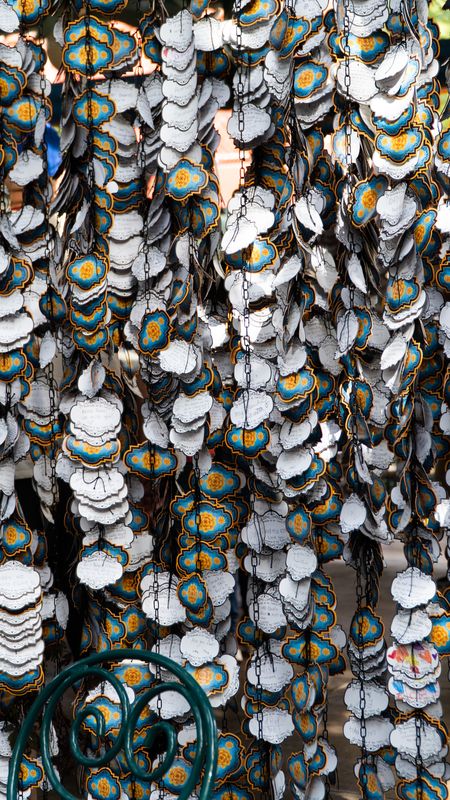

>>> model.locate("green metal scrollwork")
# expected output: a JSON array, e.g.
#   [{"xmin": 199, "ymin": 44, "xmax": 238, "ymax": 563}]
[{"xmin": 7, "ymin": 648, "xmax": 218, "ymax": 800}]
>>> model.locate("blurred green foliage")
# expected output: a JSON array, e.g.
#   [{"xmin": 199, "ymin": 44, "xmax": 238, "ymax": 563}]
[{"xmin": 430, "ymin": 0, "xmax": 450, "ymax": 39}]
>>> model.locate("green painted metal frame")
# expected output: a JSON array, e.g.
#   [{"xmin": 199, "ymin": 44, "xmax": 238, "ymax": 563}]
[{"xmin": 7, "ymin": 648, "xmax": 218, "ymax": 800}]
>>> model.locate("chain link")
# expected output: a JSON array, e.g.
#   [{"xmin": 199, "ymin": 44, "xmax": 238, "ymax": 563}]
[
  {"xmin": 234, "ymin": 1, "xmax": 267, "ymax": 789},
  {"xmin": 341, "ymin": 0, "xmax": 357, "ymax": 261},
  {"xmin": 415, "ymin": 713, "xmax": 423, "ymax": 800},
  {"xmin": 356, "ymin": 559, "xmax": 368, "ymax": 797},
  {"xmin": 193, "ymin": 453, "xmax": 203, "ymax": 574},
  {"xmin": 37, "ymin": 14, "xmax": 59, "ymax": 514},
  {"xmin": 408, "ymin": 400, "xmax": 424, "ymax": 799},
  {"xmin": 0, "ymin": 105, "xmax": 5, "ymax": 215},
  {"xmin": 152, "ymin": 557, "xmax": 164, "ymax": 800},
  {"xmin": 342, "ymin": 0, "xmax": 352, "ymax": 177},
  {"xmin": 341, "ymin": 5, "xmax": 369, "ymax": 786},
  {"xmin": 85, "ymin": 0, "xmax": 97, "ymax": 246},
  {"xmin": 235, "ymin": 6, "xmax": 247, "ymax": 207},
  {"xmin": 137, "ymin": 0, "xmax": 152, "ymax": 314},
  {"xmin": 141, "ymin": 46, "xmax": 163, "ymax": 774},
  {"xmin": 135, "ymin": 0, "xmax": 158, "ymax": 495}
]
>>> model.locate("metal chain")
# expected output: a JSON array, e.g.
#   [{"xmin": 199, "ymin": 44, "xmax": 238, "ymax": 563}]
[
  {"xmin": 0, "ymin": 107, "xmax": 5, "ymax": 215},
  {"xmin": 415, "ymin": 713, "xmax": 423, "ymax": 800},
  {"xmin": 137, "ymin": 0, "xmax": 152, "ymax": 315},
  {"xmin": 342, "ymin": 0, "xmax": 357, "ymax": 258},
  {"xmin": 235, "ymin": 4, "xmax": 268, "ymax": 793},
  {"xmin": 85, "ymin": 0, "xmax": 96, "ymax": 246},
  {"xmin": 341, "ymin": 5, "xmax": 369, "ymax": 784},
  {"xmin": 136, "ymin": 0, "xmax": 158, "ymax": 502},
  {"xmin": 136, "ymin": 0, "xmax": 145, "ymax": 74},
  {"xmin": 193, "ymin": 452, "xmax": 203, "ymax": 574},
  {"xmin": 38, "ymin": 15, "xmax": 59, "ymax": 514},
  {"xmin": 42, "ymin": 777, "xmax": 49, "ymax": 800},
  {"xmin": 342, "ymin": 0, "xmax": 351, "ymax": 177},
  {"xmin": 147, "ymin": 400, "xmax": 163, "ymax": 800},
  {"xmin": 139, "ymin": 41, "xmax": 163, "ymax": 774},
  {"xmin": 135, "ymin": 31, "xmax": 159, "ymax": 780},
  {"xmin": 312, "ymin": 525, "xmax": 332, "ymax": 776},
  {"xmin": 235, "ymin": 10, "xmax": 247, "ymax": 211},
  {"xmin": 355, "ymin": 561, "xmax": 368, "ymax": 798},
  {"xmin": 151, "ymin": 557, "xmax": 164, "ymax": 799},
  {"xmin": 408, "ymin": 391, "xmax": 423, "ymax": 800}
]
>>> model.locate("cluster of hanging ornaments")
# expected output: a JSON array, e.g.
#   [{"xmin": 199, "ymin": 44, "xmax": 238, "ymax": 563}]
[
  {"xmin": 0, "ymin": 0, "xmax": 71, "ymax": 796},
  {"xmin": 0, "ymin": 0, "xmax": 450, "ymax": 798},
  {"xmin": 0, "ymin": 0, "xmax": 72, "ymax": 690},
  {"xmin": 331, "ymin": 0, "xmax": 450, "ymax": 796}
]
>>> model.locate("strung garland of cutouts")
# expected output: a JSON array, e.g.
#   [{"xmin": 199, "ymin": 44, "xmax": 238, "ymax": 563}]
[{"xmin": 0, "ymin": 1, "xmax": 449, "ymax": 799}]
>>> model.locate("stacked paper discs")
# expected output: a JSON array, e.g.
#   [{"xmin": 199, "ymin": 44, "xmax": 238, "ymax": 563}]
[
  {"xmin": 159, "ymin": 10, "xmax": 199, "ymax": 170},
  {"xmin": 0, "ymin": 562, "xmax": 43, "ymax": 695},
  {"xmin": 315, "ymin": 0, "xmax": 450, "ymax": 792},
  {"xmin": 0, "ymin": 0, "xmax": 71, "ymax": 733},
  {"xmin": 60, "ymin": 394, "xmax": 130, "ymax": 590}
]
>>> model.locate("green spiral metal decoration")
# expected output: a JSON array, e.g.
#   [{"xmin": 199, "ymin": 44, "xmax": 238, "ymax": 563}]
[{"xmin": 7, "ymin": 649, "xmax": 218, "ymax": 800}]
